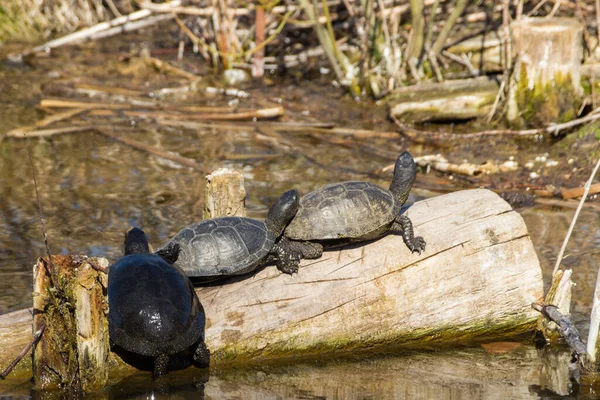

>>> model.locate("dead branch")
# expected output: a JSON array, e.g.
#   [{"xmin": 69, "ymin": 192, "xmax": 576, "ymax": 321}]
[{"xmin": 532, "ymin": 303, "xmax": 587, "ymax": 357}]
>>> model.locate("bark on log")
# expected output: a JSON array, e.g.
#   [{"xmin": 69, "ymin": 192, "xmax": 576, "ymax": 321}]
[
  {"xmin": 0, "ymin": 189, "xmax": 543, "ymax": 383},
  {"xmin": 387, "ymin": 77, "xmax": 499, "ymax": 122},
  {"xmin": 507, "ymin": 18, "xmax": 584, "ymax": 125}
]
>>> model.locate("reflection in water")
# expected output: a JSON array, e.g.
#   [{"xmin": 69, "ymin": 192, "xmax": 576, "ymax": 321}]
[{"xmin": 10, "ymin": 345, "xmax": 581, "ymax": 399}]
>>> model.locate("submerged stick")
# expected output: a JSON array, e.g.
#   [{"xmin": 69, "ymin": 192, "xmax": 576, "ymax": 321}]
[
  {"xmin": 0, "ymin": 324, "xmax": 45, "ymax": 380},
  {"xmin": 5, "ymin": 109, "xmax": 87, "ymax": 137},
  {"xmin": 7, "ymin": 126, "xmax": 95, "ymax": 138},
  {"xmin": 392, "ymin": 110, "xmax": 600, "ymax": 139},
  {"xmin": 533, "ymin": 303, "xmax": 587, "ymax": 357}
]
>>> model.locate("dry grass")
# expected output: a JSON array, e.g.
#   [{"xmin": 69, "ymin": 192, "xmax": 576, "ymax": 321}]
[{"xmin": 0, "ymin": 0, "xmax": 133, "ymax": 42}]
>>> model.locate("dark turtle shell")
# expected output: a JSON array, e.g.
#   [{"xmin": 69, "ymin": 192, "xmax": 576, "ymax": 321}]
[
  {"xmin": 161, "ymin": 217, "xmax": 275, "ymax": 278},
  {"xmin": 108, "ymin": 253, "xmax": 205, "ymax": 357},
  {"xmin": 284, "ymin": 181, "xmax": 400, "ymax": 241}
]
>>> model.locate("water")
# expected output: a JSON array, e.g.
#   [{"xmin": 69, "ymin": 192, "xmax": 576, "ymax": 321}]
[{"xmin": 1, "ymin": 31, "xmax": 599, "ymax": 398}]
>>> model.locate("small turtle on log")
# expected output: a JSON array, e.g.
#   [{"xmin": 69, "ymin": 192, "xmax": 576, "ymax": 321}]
[
  {"xmin": 108, "ymin": 228, "xmax": 210, "ymax": 377},
  {"xmin": 158, "ymin": 189, "xmax": 301, "ymax": 279},
  {"xmin": 282, "ymin": 151, "xmax": 426, "ymax": 259}
]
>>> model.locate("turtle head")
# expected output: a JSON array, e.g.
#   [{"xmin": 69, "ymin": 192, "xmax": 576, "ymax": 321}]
[
  {"xmin": 124, "ymin": 227, "xmax": 150, "ymax": 255},
  {"xmin": 389, "ymin": 151, "xmax": 417, "ymax": 206},
  {"xmin": 265, "ymin": 189, "xmax": 300, "ymax": 237},
  {"xmin": 156, "ymin": 242, "xmax": 180, "ymax": 264}
]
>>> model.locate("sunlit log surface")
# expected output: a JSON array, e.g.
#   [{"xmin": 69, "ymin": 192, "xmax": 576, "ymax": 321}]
[
  {"xmin": 388, "ymin": 77, "xmax": 499, "ymax": 123},
  {"xmin": 0, "ymin": 189, "xmax": 543, "ymax": 383}
]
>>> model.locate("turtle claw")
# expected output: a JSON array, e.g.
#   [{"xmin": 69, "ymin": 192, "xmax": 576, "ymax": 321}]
[
  {"xmin": 277, "ymin": 252, "xmax": 300, "ymax": 275},
  {"xmin": 408, "ymin": 236, "xmax": 426, "ymax": 255}
]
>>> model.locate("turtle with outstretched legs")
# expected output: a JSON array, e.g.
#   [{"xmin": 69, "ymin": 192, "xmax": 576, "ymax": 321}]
[
  {"xmin": 283, "ymin": 151, "xmax": 426, "ymax": 260},
  {"xmin": 157, "ymin": 189, "xmax": 301, "ymax": 280},
  {"xmin": 108, "ymin": 227, "xmax": 210, "ymax": 378}
]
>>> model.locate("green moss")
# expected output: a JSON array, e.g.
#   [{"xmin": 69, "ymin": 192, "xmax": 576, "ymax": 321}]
[
  {"xmin": 211, "ymin": 312, "xmax": 537, "ymax": 365},
  {"xmin": 514, "ymin": 67, "xmax": 582, "ymax": 128}
]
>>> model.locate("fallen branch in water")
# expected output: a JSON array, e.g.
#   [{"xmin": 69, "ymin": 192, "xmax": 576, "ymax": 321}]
[
  {"xmin": 392, "ymin": 110, "xmax": 600, "ymax": 139},
  {"xmin": 0, "ymin": 323, "xmax": 45, "ymax": 380},
  {"xmin": 125, "ymin": 107, "xmax": 284, "ymax": 121},
  {"xmin": 40, "ymin": 98, "xmax": 234, "ymax": 113},
  {"xmin": 561, "ymin": 183, "xmax": 600, "ymax": 199},
  {"xmin": 5, "ymin": 109, "xmax": 87, "ymax": 137},
  {"xmin": 6, "ymin": 126, "xmax": 95, "ymax": 138},
  {"xmin": 532, "ymin": 303, "xmax": 587, "ymax": 357}
]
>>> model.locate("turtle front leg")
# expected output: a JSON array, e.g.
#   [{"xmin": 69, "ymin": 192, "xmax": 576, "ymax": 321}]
[
  {"xmin": 272, "ymin": 242, "xmax": 301, "ymax": 275},
  {"xmin": 193, "ymin": 340, "xmax": 211, "ymax": 368},
  {"xmin": 153, "ymin": 354, "xmax": 170, "ymax": 378},
  {"xmin": 278, "ymin": 237, "xmax": 323, "ymax": 259},
  {"xmin": 392, "ymin": 215, "xmax": 426, "ymax": 254}
]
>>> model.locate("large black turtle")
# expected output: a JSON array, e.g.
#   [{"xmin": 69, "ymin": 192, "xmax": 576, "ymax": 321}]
[
  {"xmin": 282, "ymin": 151, "xmax": 426, "ymax": 259},
  {"xmin": 157, "ymin": 189, "xmax": 301, "ymax": 279},
  {"xmin": 108, "ymin": 227, "xmax": 210, "ymax": 377}
]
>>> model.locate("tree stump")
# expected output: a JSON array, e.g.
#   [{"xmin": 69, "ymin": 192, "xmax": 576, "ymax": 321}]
[
  {"xmin": 32, "ymin": 255, "xmax": 109, "ymax": 391},
  {"xmin": 202, "ymin": 168, "xmax": 247, "ymax": 219},
  {"xmin": 507, "ymin": 18, "xmax": 584, "ymax": 126}
]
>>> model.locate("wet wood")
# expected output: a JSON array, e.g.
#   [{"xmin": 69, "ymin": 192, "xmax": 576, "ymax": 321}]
[
  {"xmin": 0, "ymin": 189, "xmax": 543, "ymax": 380},
  {"xmin": 561, "ymin": 183, "xmax": 600, "ymax": 199},
  {"xmin": 387, "ymin": 77, "xmax": 499, "ymax": 122},
  {"xmin": 533, "ymin": 303, "xmax": 587, "ymax": 358},
  {"xmin": 203, "ymin": 168, "xmax": 247, "ymax": 219},
  {"xmin": 537, "ymin": 269, "xmax": 574, "ymax": 342},
  {"xmin": 32, "ymin": 256, "xmax": 109, "ymax": 391}
]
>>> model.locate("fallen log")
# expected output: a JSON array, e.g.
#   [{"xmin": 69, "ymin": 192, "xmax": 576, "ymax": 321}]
[
  {"xmin": 387, "ymin": 77, "xmax": 499, "ymax": 122},
  {"xmin": 0, "ymin": 189, "xmax": 543, "ymax": 385}
]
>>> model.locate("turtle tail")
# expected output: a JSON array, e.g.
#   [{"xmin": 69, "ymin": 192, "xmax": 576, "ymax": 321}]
[
  {"xmin": 124, "ymin": 227, "xmax": 150, "ymax": 255},
  {"xmin": 389, "ymin": 151, "xmax": 417, "ymax": 206}
]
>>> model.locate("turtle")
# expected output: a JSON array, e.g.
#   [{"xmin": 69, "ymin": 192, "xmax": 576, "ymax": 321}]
[
  {"xmin": 157, "ymin": 189, "xmax": 301, "ymax": 280},
  {"xmin": 282, "ymin": 151, "xmax": 426, "ymax": 259},
  {"xmin": 108, "ymin": 227, "xmax": 210, "ymax": 377}
]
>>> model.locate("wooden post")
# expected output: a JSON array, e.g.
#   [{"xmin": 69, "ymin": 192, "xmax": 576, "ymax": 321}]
[
  {"xmin": 202, "ymin": 168, "xmax": 247, "ymax": 219},
  {"xmin": 32, "ymin": 255, "xmax": 109, "ymax": 391},
  {"xmin": 507, "ymin": 18, "xmax": 584, "ymax": 125}
]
